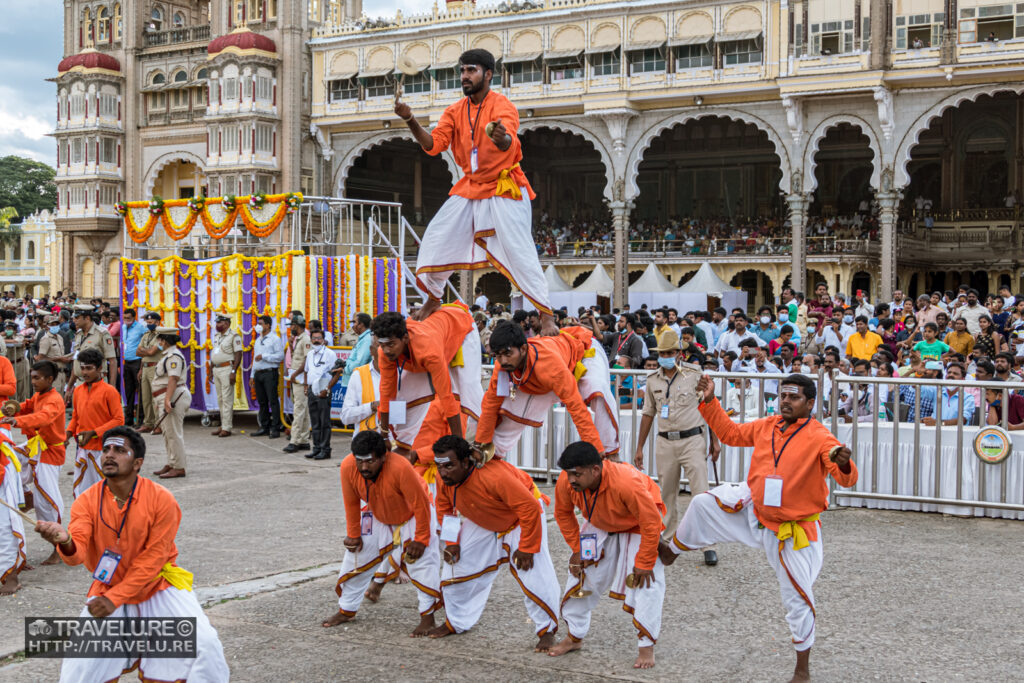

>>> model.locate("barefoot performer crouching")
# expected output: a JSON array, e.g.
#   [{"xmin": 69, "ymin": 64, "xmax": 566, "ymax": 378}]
[
  {"xmin": 548, "ymin": 441, "xmax": 667, "ymax": 669},
  {"xmin": 428, "ymin": 436, "xmax": 560, "ymax": 651},
  {"xmin": 323, "ymin": 430, "xmax": 441, "ymax": 636},
  {"xmin": 665, "ymin": 373, "xmax": 857, "ymax": 683},
  {"xmin": 33, "ymin": 426, "xmax": 229, "ymax": 682},
  {"xmin": 3, "ymin": 360, "xmax": 66, "ymax": 566},
  {"xmin": 395, "ymin": 48, "xmax": 557, "ymax": 335}
]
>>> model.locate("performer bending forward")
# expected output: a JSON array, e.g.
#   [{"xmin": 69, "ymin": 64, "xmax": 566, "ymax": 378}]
[
  {"xmin": 474, "ymin": 321, "xmax": 619, "ymax": 460},
  {"xmin": 665, "ymin": 373, "xmax": 857, "ymax": 683},
  {"xmin": 428, "ymin": 436, "xmax": 560, "ymax": 650},
  {"xmin": 395, "ymin": 48, "xmax": 557, "ymax": 335},
  {"xmin": 33, "ymin": 426, "xmax": 228, "ymax": 682}
]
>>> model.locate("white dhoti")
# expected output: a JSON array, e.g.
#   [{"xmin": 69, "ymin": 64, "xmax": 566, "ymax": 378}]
[
  {"xmin": 334, "ymin": 508, "xmax": 441, "ymax": 617},
  {"xmin": 23, "ymin": 460, "xmax": 64, "ymax": 525},
  {"xmin": 415, "ymin": 190, "xmax": 551, "ymax": 314},
  {"xmin": 0, "ymin": 464, "xmax": 27, "ymax": 584},
  {"xmin": 672, "ymin": 483, "xmax": 822, "ymax": 651},
  {"xmin": 559, "ymin": 526, "xmax": 665, "ymax": 647},
  {"xmin": 440, "ymin": 501, "xmax": 559, "ymax": 637},
  {"xmin": 451, "ymin": 324, "xmax": 483, "ymax": 432},
  {"xmin": 58, "ymin": 585, "xmax": 229, "ymax": 683},
  {"xmin": 490, "ymin": 339, "xmax": 619, "ymax": 458},
  {"xmin": 72, "ymin": 448, "xmax": 103, "ymax": 499}
]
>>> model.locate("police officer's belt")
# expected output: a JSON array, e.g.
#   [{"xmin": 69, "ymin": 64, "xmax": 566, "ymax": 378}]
[{"xmin": 658, "ymin": 426, "xmax": 703, "ymax": 440}]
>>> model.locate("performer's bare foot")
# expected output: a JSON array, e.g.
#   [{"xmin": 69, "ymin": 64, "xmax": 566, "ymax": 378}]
[
  {"xmin": 426, "ymin": 622, "xmax": 453, "ymax": 639},
  {"xmin": 534, "ymin": 632, "xmax": 556, "ymax": 652},
  {"xmin": 658, "ymin": 540, "xmax": 678, "ymax": 566},
  {"xmin": 20, "ymin": 563, "xmax": 34, "ymax": 571},
  {"xmin": 364, "ymin": 581, "xmax": 385, "ymax": 603},
  {"xmin": 410, "ymin": 613, "xmax": 435, "ymax": 637},
  {"xmin": 41, "ymin": 548, "xmax": 61, "ymax": 565},
  {"xmin": 539, "ymin": 313, "xmax": 559, "ymax": 336},
  {"xmin": 412, "ymin": 297, "xmax": 440, "ymax": 321},
  {"xmin": 0, "ymin": 576, "xmax": 20, "ymax": 595},
  {"xmin": 633, "ymin": 645, "xmax": 655, "ymax": 669},
  {"xmin": 321, "ymin": 610, "xmax": 355, "ymax": 627},
  {"xmin": 22, "ymin": 491, "xmax": 33, "ymax": 512},
  {"xmin": 547, "ymin": 636, "xmax": 582, "ymax": 657},
  {"xmin": 789, "ymin": 649, "xmax": 811, "ymax": 682}
]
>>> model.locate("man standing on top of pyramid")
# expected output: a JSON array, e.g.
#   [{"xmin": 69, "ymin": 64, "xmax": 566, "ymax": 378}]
[{"xmin": 394, "ymin": 48, "xmax": 558, "ymax": 336}]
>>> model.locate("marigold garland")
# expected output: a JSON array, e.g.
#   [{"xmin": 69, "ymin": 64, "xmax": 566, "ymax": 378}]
[{"xmin": 122, "ymin": 193, "xmax": 303, "ymax": 243}]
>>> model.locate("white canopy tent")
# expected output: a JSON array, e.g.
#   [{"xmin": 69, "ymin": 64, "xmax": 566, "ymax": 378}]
[
  {"xmin": 677, "ymin": 263, "xmax": 748, "ymax": 312},
  {"xmin": 628, "ymin": 262, "xmax": 706, "ymax": 311},
  {"xmin": 563, "ymin": 264, "xmax": 614, "ymax": 313},
  {"xmin": 545, "ymin": 265, "xmax": 595, "ymax": 314}
]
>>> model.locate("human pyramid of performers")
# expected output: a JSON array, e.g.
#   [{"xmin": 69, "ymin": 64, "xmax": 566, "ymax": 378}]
[{"xmin": 0, "ymin": 49, "xmax": 857, "ymax": 682}]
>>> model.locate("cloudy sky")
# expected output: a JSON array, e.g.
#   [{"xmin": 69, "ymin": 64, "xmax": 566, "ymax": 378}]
[{"xmin": 0, "ymin": 0, "xmax": 434, "ymax": 168}]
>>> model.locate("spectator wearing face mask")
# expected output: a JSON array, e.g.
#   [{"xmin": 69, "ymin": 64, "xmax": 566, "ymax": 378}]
[
  {"xmin": 752, "ymin": 307, "xmax": 779, "ymax": 344},
  {"xmin": 775, "ymin": 305, "xmax": 801, "ymax": 345},
  {"xmin": 922, "ymin": 362, "xmax": 975, "ymax": 426}
]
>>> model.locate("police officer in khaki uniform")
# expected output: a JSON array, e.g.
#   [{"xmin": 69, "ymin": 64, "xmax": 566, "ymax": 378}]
[
  {"xmin": 151, "ymin": 327, "xmax": 191, "ymax": 479},
  {"xmin": 3, "ymin": 321, "xmax": 29, "ymax": 401},
  {"xmin": 210, "ymin": 314, "xmax": 243, "ymax": 437},
  {"xmin": 67, "ymin": 305, "xmax": 116, "ymax": 398},
  {"xmin": 283, "ymin": 316, "xmax": 312, "ymax": 453},
  {"xmin": 34, "ymin": 315, "xmax": 68, "ymax": 398},
  {"xmin": 633, "ymin": 329, "xmax": 720, "ymax": 566},
  {"xmin": 136, "ymin": 312, "xmax": 162, "ymax": 433}
]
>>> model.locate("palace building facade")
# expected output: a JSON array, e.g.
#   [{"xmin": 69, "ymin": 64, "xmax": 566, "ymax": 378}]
[{"xmin": 55, "ymin": 0, "xmax": 1024, "ymax": 309}]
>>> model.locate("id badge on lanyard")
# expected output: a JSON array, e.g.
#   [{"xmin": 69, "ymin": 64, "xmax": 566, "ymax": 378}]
[
  {"xmin": 360, "ymin": 511, "xmax": 374, "ymax": 536},
  {"xmin": 580, "ymin": 534, "xmax": 598, "ymax": 561},
  {"xmin": 440, "ymin": 514, "xmax": 462, "ymax": 543},
  {"xmin": 471, "ymin": 148, "xmax": 479, "ymax": 173},
  {"xmin": 93, "ymin": 548, "xmax": 122, "ymax": 585},
  {"xmin": 763, "ymin": 475, "xmax": 783, "ymax": 507}
]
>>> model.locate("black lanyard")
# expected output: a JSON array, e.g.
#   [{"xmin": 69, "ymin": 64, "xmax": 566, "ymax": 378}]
[
  {"xmin": 582, "ymin": 488, "xmax": 600, "ymax": 522},
  {"xmin": 770, "ymin": 418, "xmax": 811, "ymax": 470},
  {"xmin": 396, "ymin": 359, "xmax": 406, "ymax": 392},
  {"xmin": 510, "ymin": 345, "xmax": 539, "ymax": 389},
  {"xmin": 98, "ymin": 478, "xmax": 138, "ymax": 543},
  {"xmin": 662, "ymin": 370, "xmax": 679, "ymax": 399},
  {"xmin": 451, "ymin": 466, "xmax": 475, "ymax": 514},
  {"xmin": 466, "ymin": 92, "xmax": 489, "ymax": 143}
]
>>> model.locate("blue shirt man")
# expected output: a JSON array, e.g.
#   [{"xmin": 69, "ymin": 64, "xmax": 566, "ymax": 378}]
[
  {"xmin": 122, "ymin": 313, "xmax": 146, "ymax": 362},
  {"xmin": 340, "ymin": 313, "xmax": 372, "ymax": 388}
]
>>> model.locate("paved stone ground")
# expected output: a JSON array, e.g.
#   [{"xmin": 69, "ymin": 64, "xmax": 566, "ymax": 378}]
[{"xmin": 2, "ymin": 415, "xmax": 1022, "ymax": 682}]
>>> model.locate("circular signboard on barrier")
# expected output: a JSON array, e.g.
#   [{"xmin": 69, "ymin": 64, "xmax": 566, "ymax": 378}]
[{"xmin": 973, "ymin": 426, "xmax": 1012, "ymax": 465}]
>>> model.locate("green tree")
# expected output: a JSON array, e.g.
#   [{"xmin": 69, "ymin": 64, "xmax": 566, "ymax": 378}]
[
  {"xmin": 0, "ymin": 206, "xmax": 20, "ymax": 248},
  {"xmin": 0, "ymin": 156, "xmax": 57, "ymax": 218}
]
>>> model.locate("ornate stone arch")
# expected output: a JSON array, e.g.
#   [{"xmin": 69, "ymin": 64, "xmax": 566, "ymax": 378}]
[
  {"xmin": 518, "ymin": 119, "xmax": 616, "ymax": 202},
  {"xmin": 334, "ymin": 131, "xmax": 460, "ymax": 196},
  {"xmin": 625, "ymin": 109, "xmax": 793, "ymax": 200},
  {"xmin": 802, "ymin": 114, "xmax": 883, "ymax": 194},
  {"xmin": 143, "ymin": 150, "xmax": 206, "ymax": 198},
  {"xmin": 894, "ymin": 85, "xmax": 1024, "ymax": 187}
]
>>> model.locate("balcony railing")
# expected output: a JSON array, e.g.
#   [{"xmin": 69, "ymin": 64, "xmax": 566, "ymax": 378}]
[
  {"xmin": 143, "ymin": 25, "xmax": 211, "ymax": 47},
  {"xmin": 535, "ymin": 236, "xmax": 877, "ymax": 258}
]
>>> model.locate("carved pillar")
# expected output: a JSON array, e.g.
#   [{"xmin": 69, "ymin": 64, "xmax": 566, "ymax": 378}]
[
  {"xmin": 610, "ymin": 200, "xmax": 632, "ymax": 310},
  {"xmin": 787, "ymin": 192, "xmax": 810, "ymax": 294},
  {"xmin": 877, "ymin": 190, "xmax": 902, "ymax": 303}
]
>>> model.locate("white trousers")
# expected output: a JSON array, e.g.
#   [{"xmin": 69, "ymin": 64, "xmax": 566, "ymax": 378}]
[
  {"xmin": 73, "ymin": 448, "xmax": 103, "ymax": 499},
  {"xmin": 560, "ymin": 528, "xmax": 665, "ymax": 648},
  {"xmin": 334, "ymin": 509, "xmax": 441, "ymax": 617},
  {"xmin": 58, "ymin": 586, "xmax": 229, "ymax": 683},
  {"xmin": 22, "ymin": 460, "xmax": 64, "ymax": 525},
  {"xmin": 672, "ymin": 483, "xmax": 823, "ymax": 651},
  {"xmin": 415, "ymin": 190, "xmax": 551, "ymax": 314},
  {"xmin": 0, "ymin": 464, "xmax": 26, "ymax": 583},
  {"xmin": 491, "ymin": 339, "xmax": 619, "ymax": 457},
  {"xmin": 440, "ymin": 502, "xmax": 559, "ymax": 637}
]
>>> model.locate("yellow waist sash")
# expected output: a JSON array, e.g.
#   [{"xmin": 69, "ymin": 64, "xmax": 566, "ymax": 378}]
[
  {"xmin": 449, "ymin": 347, "xmax": 464, "ymax": 369},
  {"xmin": 775, "ymin": 513, "xmax": 820, "ymax": 551},
  {"xmin": 494, "ymin": 163, "xmax": 523, "ymax": 200},
  {"xmin": 420, "ymin": 462, "xmax": 437, "ymax": 484},
  {"xmin": 26, "ymin": 435, "xmax": 49, "ymax": 460},
  {"xmin": 357, "ymin": 365, "xmax": 378, "ymax": 432},
  {"xmin": 0, "ymin": 442, "xmax": 20, "ymax": 472},
  {"xmin": 158, "ymin": 563, "xmax": 194, "ymax": 592}
]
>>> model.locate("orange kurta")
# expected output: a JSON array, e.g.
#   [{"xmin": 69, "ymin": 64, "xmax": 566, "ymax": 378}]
[
  {"xmin": 378, "ymin": 304, "xmax": 472, "ymax": 421},
  {"xmin": 67, "ymin": 380, "xmax": 124, "ymax": 451},
  {"xmin": 554, "ymin": 461, "xmax": 665, "ymax": 570},
  {"xmin": 436, "ymin": 458, "xmax": 544, "ymax": 553},
  {"xmin": 699, "ymin": 397, "xmax": 859, "ymax": 541},
  {"xmin": 340, "ymin": 452, "xmax": 433, "ymax": 545},
  {"xmin": 427, "ymin": 90, "xmax": 535, "ymax": 201},
  {"xmin": 475, "ymin": 326, "xmax": 603, "ymax": 452},
  {"xmin": 57, "ymin": 476, "xmax": 180, "ymax": 608},
  {"xmin": 16, "ymin": 389, "xmax": 66, "ymax": 466},
  {"xmin": 0, "ymin": 355, "xmax": 15, "ymax": 401}
]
